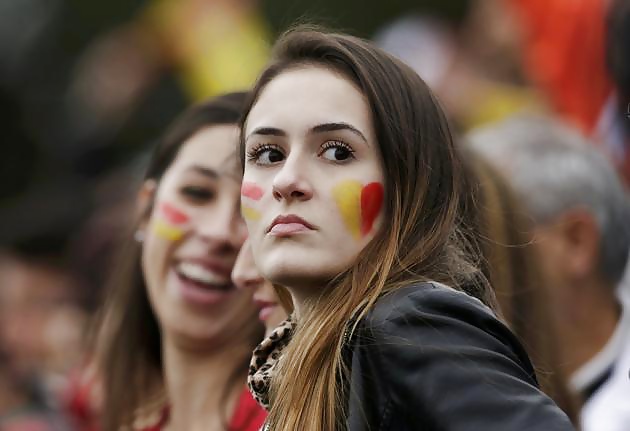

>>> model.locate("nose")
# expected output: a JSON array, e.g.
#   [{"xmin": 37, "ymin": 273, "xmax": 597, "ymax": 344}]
[
  {"xmin": 232, "ymin": 239, "xmax": 264, "ymax": 290},
  {"xmin": 271, "ymin": 153, "xmax": 313, "ymax": 202},
  {"xmin": 197, "ymin": 198, "xmax": 245, "ymax": 251}
]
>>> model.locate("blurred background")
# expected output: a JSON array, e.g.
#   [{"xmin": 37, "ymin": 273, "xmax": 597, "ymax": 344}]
[{"xmin": 1, "ymin": 0, "xmax": 628, "ymax": 429}]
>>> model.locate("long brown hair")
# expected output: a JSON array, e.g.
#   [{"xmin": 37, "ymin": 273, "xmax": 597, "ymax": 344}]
[
  {"xmin": 96, "ymin": 92, "xmax": 263, "ymax": 431},
  {"xmin": 459, "ymin": 148, "xmax": 580, "ymax": 424},
  {"xmin": 239, "ymin": 27, "xmax": 495, "ymax": 430}
]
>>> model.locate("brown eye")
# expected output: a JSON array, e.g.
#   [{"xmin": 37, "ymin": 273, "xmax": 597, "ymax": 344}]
[
  {"xmin": 260, "ymin": 148, "xmax": 285, "ymax": 164},
  {"xmin": 247, "ymin": 144, "xmax": 285, "ymax": 165},
  {"xmin": 320, "ymin": 141, "xmax": 355, "ymax": 162}
]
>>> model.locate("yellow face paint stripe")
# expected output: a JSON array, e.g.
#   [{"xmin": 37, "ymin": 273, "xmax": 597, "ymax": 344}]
[
  {"xmin": 332, "ymin": 180, "xmax": 362, "ymax": 239},
  {"xmin": 241, "ymin": 204, "xmax": 262, "ymax": 221},
  {"xmin": 154, "ymin": 220, "xmax": 184, "ymax": 241}
]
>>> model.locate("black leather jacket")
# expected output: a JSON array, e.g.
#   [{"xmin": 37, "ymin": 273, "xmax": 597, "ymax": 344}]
[{"xmin": 343, "ymin": 282, "xmax": 575, "ymax": 430}]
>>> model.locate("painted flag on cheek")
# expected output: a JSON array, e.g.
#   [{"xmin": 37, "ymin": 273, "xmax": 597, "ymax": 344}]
[
  {"xmin": 153, "ymin": 202, "xmax": 189, "ymax": 241},
  {"xmin": 360, "ymin": 182, "xmax": 384, "ymax": 236},
  {"xmin": 333, "ymin": 181, "xmax": 384, "ymax": 239},
  {"xmin": 241, "ymin": 182, "xmax": 264, "ymax": 221}
]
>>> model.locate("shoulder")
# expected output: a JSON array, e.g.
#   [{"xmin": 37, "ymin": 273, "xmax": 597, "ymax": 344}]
[
  {"xmin": 581, "ymin": 337, "xmax": 630, "ymax": 431},
  {"xmin": 367, "ymin": 281, "xmax": 495, "ymax": 323},
  {"xmin": 358, "ymin": 282, "xmax": 527, "ymax": 363},
  {"xmin": 345, "ymin": 283, "xmax": 574, "ymax": 429}
]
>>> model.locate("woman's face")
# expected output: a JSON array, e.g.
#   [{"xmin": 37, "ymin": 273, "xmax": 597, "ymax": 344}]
[
  {"xmin": 232, "ymin": 239, "xmax": 288, "ymax": 336},
  {"xmin": 141, "ymin": 125, "xmax": 257, "ymax": 347},
  {"xmin": 242, "ymin": 66, "xmax": 385, "ymax": 302}
]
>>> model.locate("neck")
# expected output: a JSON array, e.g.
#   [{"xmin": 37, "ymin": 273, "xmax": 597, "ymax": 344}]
[
  {"xmin": 555, "ymin": 279, "xmax": 621, "ymax": 378},
  {"xmin": 285, "ymin": 282, "xmax": 329, "ymax": 319},
  {"xmin": 162, "ymin": 333, "xmax": 251, "ymax": 431}
]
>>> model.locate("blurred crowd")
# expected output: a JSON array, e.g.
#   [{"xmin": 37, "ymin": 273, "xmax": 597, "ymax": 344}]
[{"xmin": 1, "ymin": 0, "xmax": 629, "ymax": 430}]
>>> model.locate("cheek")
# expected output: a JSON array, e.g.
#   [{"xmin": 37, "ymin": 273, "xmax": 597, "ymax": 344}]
[
  {"xmin": 360, "ymin": 182, "xmax": 384, "ymax": 235},
  {"xmin": 241, "ymin": 181, "xmax": 264, "ymax": 200},
  {"xmin": 152, "ymin": 202, "xmax": 190, "ymax": 241},
  {"xmin": 241, "ymin": 181, "xmax": 265, "ymax": 223},
  {"xmin": 241, "ymin": 203, "xmax": 262, "ymax": 222},
  {"xmin": 141, "ymin": 232, "xmax": 169, "ymax": 298},
  {"xmin": 332, "ymin": 181, "xmax": 384, "ymax": 239}
]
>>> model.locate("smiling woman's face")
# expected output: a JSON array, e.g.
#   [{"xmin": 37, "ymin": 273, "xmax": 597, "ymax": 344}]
[
  {"xmin": 141, "ymin": 125, "xmax": 257, "ymax": 347},
  {"xmin": 242, "ymin": 66, "xmax": 386, "ymax": 301}
]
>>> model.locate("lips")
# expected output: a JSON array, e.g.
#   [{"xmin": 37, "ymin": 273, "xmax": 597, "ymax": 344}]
[
  {"xmin": 267, "ymin": 214, "xmax": 315, "ymax": 235},
  {"xmin": 177, "ymin": 261, "xmax": 232, "ymax": 286},
  {"xmin": 254, "ymin": 298, "xmax": 279, "ymax": 322},
  {"xmin": 178, "ymin": 258, "xmax": 232, "ymax": 277},
  {"xmin": 173, "ymin": 260, "xmax": 235, "ymax": 305}
]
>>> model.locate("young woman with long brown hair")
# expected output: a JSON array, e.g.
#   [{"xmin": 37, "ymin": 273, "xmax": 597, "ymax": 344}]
[
  {"xmin": 239, "ymin": 28, "xmax": 575, "ymax": 430},
  {"xmin": 96, "ymin": 92, "xmax": 266, "ymax": 431}
]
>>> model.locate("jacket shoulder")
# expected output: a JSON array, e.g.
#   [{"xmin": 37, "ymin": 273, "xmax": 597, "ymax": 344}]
[
  {"xmin": 365, "ymin": 282, "xmax": 496, "ymax": 326},
  {"xmin": 345, "ymin": 282, "xmax": 574, "ymax": 430},
  {"xmin": 358, "ymin": 281, "xmax": 533, "ymax": 374}
]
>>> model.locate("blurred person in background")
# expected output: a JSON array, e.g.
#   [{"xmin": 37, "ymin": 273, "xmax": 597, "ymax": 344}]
[
  {"xmin": 0, "ymin": 252, "xmax": 84, "ymax": 431},
  {"xmin": 96, "ymin": 92, "xmax": 265, "ymax": 431},
  {"xmin": 374, "ymin": 0, "xmax": 547, "ymax": 132},
  {"xmin": 374, "ymin": 0, "xmax": 630, "ymax": 185},
  {"xmin": 601, "ymin": 0, "xmax": 630, "ymax": 186},
  {"xmin": 64, "ymin": 0, "xmax": 270, "ymax": 143},
  {"xmin": 460, "ymin": 148, "xmax": 580, "ymax": 424},
  {"xmin": 581, "ymin": 310, "xmax": 630, "ymax": 430},
  {"xmin": 232, "ymin": 239, "xmax": 290, "ymax": 338},
  {"xmin": 0, "ymin": 87, "xmax": 93, "ymax": 430},
  {"xmin": 468, "ymin": 114, "xmax": 630, "ymax": 425},
  {"xmin": 579, "ymin": 4, "xmax": 630, "ymax": 423},
  {"xmin": 506, "ymin": 0, "xmax": 630, "ymax": 185}
]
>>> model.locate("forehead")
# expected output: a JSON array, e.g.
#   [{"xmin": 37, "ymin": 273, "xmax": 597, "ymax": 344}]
[
  {"xmin": 170, "ymin": 125, "xmax": 240, "ymax": 176},
  {"xmin": 246, "ymin": 66, "xmax": 373, "ymax": 136}
]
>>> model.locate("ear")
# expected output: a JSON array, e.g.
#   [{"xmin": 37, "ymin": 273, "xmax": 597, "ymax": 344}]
[
  {"xmin": 136, "ymin": 179, "xmax": 157, "ymax": 228},
  {"xmin": 557, "ymin": 209, "xmax": 601, "ymax": 280}
]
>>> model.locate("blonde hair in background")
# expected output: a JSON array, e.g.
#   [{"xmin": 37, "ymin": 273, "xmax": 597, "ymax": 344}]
[{"xmin": 459, "ymin": 147, "xmax": 580, "ymax": 424}]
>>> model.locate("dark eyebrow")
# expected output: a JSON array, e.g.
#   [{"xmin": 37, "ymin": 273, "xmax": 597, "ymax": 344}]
[
  {"xmin": 246, "ymin": 127, "xmax": 287, "ymax": 141},
  {"xmin": 186, "ymin": 165, "xmax": 219, "ymax": 179},
  {"xmin": 311, "ymin": 122, "xmax": 368, "ymax": 144}
]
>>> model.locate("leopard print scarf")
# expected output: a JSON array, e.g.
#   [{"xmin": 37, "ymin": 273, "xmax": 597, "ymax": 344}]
[{"xmin": 247, "ymin": 316, "xmax": 296, "ymax": 410}]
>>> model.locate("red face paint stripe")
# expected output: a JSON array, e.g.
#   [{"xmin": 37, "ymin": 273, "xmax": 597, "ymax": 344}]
[
  {"xmin": 241, "ymin": 182, "xmax": 264, "ymax": 201},
  {"xmin": 161, "ymin": 202, "xmax": 189, "ymax": 225},
  {"xmin": 360, "ymin": 182, "xmax": 384, "ymax": 236}
]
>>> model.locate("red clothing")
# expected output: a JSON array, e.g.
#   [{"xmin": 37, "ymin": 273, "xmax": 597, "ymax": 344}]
[
  {"xmin": 142, "ymin": 388, "xmax": 266, "ymax": 431},
  {"xmin": 228, "ymin": 388, "xmax": 267, "ymax": 431},
  {"xmin": 509, "ymin": 0, "xmax": 613, "ymax": 133}
]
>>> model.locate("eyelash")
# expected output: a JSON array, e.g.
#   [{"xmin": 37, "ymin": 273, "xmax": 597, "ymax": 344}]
[
  {"xmin": 246, "ymin": 141, "xmax": 356, "ymax": 164},
  {"xmin": 246, "ymin": 143, "xmax": 283, "ymax": 162},
  {"xmin": 180, "ymin": 185, "xmax": 214, "ymax": 202},
  {"xmin": 318, "ymin": 140, "xmax": 355, "ymax": 159}
]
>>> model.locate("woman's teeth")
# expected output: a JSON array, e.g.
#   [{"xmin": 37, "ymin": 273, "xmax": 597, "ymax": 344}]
[{"xmin": 177, "ymin": 262, "xmax": 230, "ymax": 287}]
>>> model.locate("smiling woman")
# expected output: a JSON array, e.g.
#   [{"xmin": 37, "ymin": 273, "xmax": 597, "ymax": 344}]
[
  {"xmin": 238, "ymin": 28, "xmax": 576, "ymax": 431},
  {"xmin": 96, "ymin": 93, "xmax": 266, "ymax": 431}
]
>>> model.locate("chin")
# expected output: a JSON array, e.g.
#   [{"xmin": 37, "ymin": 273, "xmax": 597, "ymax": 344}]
[
  {"xmin": 260, "ymin": 255, "xmax": 341, "ymax": 290},
  {"xmin": 257, "ymin": 238, "xmax": 359, "ymax": 287}
]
